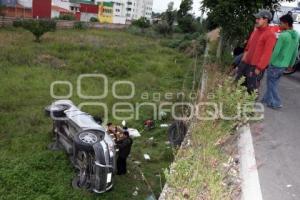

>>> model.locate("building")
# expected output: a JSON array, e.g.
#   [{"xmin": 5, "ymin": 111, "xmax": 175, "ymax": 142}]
[
  {"xmin": 51, "ymin": 5, "xmax": 73, "ymax": 18},
  {"xmin": 125, "ymin": 0, "xmax": 153, "ymax": 21},
  {"xmin": 98, "ymin": 1, "xmax": 113, "ymax": 23},
  {"xmin": 96, "ymin": 0, "xmax": 153, "ymax": 23},
  {"xmin": 80, "ymin": 3, "xmax": 98, "ymax": 22},
  {"xmin": 0, "ymin": 0, "xmax": 32, "ymax": 18},
  {"xmin": 0, "ymin": 0, "xmax": 153, "ymax": 24},
  {"xmin": 32, "ymin": 0, "xmax": 51, "ymax": 18}
]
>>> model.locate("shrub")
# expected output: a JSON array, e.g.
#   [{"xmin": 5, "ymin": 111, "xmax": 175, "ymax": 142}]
[
  {"xmin": 154, "ymin": 21, "xmax": 172, "ymax": 36},
  {"xmin": 163, "ymin": 33, "xmax": 207, "ymax": 56},
  {"xmin": 12, "ymin": 19, "xmax": 23, "ymax": 28},
  {"xmin": 177, "ymin": 15, "xmax": 197, "ymax": 33},
  {"xmin": 58, "ymin": 14, "xmax": 75, "ymax": 21},
  {"xmin": 0, "ymin": 4, "xmax": 6, "ymax": 27},
  {"xmin": 13, "ymin": 19, "xmax": 56, "ymax": 42},
  {"xmin": 73, "ymin": 21, "xmax": 87, "ymax": 30},
  {"xmin": 89, "ymin": 17, "xmax": 99, "ymax": 22},
  {"xmin": 132, "ymin": 17, "xmax": 150, "ymax": 31}
]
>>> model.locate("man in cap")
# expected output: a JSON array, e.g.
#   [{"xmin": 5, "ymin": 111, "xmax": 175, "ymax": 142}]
[
  {"xmin": 262, "ymin": 14, "xmax": 300, "ymax": 109},
  {"xmin": 236, "ymin": 10, "xmax": 277, "ymax": 93}
]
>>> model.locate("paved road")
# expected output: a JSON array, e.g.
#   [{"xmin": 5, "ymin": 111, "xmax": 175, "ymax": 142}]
[{"xmin": 252, "ymin": 71, "xmax": 300, "ymax": 200}]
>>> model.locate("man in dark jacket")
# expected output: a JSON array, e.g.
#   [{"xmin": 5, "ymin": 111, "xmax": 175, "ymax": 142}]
[{"xmin": 116, "ymin": 131, "xmax": 132, "ymax": 175}]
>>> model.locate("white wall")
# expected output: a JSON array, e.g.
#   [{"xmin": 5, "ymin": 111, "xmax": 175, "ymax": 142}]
[
  {"xmin": 17, "ymin": 0, "xmax": 32, "ymax": 8},
  {"xmin": 51, "ymin": 10, "xmax": 60, "ymax": 18},
  {"xmin": 80, "ymin": 12, "xmax": 98, "ymax": 22},
  {"xmin": 52, "ymin": 0, "xmax": 71, "ymax": 10},
  {"xmin": 113, "ymin": 15, "xmax": 126, "ymax": 24}
]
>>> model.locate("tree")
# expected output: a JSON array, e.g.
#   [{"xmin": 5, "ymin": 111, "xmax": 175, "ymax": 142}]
[
  {"xmin": 163, "ymin": 2, "xmax": 176, "ymax": 27},
  {"xmin": 154, "ymin": 21, "xmax": 172, "ymax": 36},
  {"xmin": 0, "ymin": 3, "xmax": 6, "ymax": 28},
  {"xmin": 132, "ymin": 17, "xmax": 150, "ymax": 33},
  {"xmin": 177, "ymin": 0, "xmax": 193, "ymax": 19},
  {"xmin": 201, "ymin": 0, "xmax": 295, "ymax": 45},
  {"xmin": 13, "ymin": 19, "xmax": 57, "ymax": 42},
  {"xmin": 177, "ymin": 0, "xmax": 197, "ymax": 33}
]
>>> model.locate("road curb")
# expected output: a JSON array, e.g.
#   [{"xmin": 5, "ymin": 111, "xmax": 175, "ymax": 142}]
[{"xmin": 238, "ymin": 124, "xmax": 263, "ymax": 200}]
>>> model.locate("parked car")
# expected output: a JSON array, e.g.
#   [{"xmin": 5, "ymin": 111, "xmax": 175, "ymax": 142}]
[{"xmin": 45, "ymin": 100, "xmax": 116, "ymax": 193}]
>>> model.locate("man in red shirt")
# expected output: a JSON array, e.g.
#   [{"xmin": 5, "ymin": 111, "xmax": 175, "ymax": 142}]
[{"xmin": 236, "ymin": 10, "xmax": 277, "ymax": 93}]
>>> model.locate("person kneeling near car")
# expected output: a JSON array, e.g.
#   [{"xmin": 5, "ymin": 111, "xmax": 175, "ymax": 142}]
[{"xmin": 116, "ymin": 131, "xmax": 133, "ymax": 175}]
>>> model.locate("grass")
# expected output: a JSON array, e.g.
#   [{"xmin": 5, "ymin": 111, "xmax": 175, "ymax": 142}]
[
  {"xmin": 0, "ymin": 28, "xmax": 197, "ymax": 199},
  {"xmin": 163, "ymin": 64, "xmax": 257, "ymax": 199}
]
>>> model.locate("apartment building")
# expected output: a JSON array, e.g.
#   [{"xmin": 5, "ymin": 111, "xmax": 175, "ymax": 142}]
[
  {"xmin": 96, "ymin": 0, "xmax": 153, "ymax": 21},
  {"xmin": 125, "ymin": 0, "xmax": 153, "ymax": 20}
]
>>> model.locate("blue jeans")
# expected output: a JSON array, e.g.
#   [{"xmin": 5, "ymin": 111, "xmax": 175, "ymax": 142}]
[{"xmin": 262, "ymin": 65, "xmax": 285, "ymax": 108}]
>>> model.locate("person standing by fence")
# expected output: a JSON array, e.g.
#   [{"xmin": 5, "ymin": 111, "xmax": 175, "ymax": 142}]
[{"xmin": 236, "ymin": 10, "xmax": 276, "ymax": 93}]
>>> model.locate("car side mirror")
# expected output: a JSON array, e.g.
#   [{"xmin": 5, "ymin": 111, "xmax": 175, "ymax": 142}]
[{"xmin": 93, "ymin": 116, "xmax": 103, "ymax": 125}]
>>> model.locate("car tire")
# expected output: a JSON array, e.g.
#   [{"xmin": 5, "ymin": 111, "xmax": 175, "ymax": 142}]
[
  {"xmin": 74, "ymin": 130, "xmax": 103, "ymax": 152},
  {"xmin": 168, "ymin": 121, "xmax": 187, "ymax": 146},
  {"xmin": 45, "ymin": 104, "xmax": 71, "ymax": 118}
]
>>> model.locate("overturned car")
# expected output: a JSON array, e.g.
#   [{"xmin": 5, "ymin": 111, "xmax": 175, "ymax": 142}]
[{"xmin": 45, "ymin": 100, "xmax": 115, "ymax": 193}]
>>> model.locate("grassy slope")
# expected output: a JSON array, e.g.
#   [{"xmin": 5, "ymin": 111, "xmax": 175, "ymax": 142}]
[
  {"xmin": 0, "ymin": 28, "xmax": 194, "ymax": 200},
  {"xmin": 164, "ymin": 63, "xmax": 256, "ymax": 199}
]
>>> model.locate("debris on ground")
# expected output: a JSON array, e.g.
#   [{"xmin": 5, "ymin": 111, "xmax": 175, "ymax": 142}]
[
  {"xmin": 128, "ymin": 128, "xmax": 141, "ymax": 138},
  {"xmin": 144, "ymin": 154, "xmax": 151, "ymax": 160},
  {"xmin": 146, "ymin": 194, "xmax": 157, "ymax": 200},
  {"xmin": 132, "ymin": 190, "xmax": 138, "ymax": 196},
  {"xmin": 144, "ymin": 119, "xmax": 155, "ymax": 130},
  {"xmin": 133, "ymin": 161, "xmax": 141, "ymax": 165},
  {"xmin": 160, "ymin": 124, "xmax": 169, "ymax": 128}
]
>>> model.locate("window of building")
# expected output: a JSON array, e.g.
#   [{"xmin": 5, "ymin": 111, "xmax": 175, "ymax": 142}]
[{"xmin": 127, "ymin": 2, "xmax": 132, "ymax": 5}]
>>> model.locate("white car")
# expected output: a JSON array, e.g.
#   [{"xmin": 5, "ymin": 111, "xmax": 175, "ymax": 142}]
[{"xmin": 45, "ymin": 100, "xmax": 116, "ymax": 193}]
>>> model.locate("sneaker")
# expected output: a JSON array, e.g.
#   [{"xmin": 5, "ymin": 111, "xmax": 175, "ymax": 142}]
[{"xmin": 267, "ymin": 104, "xmax": 283, "ymax": 110}]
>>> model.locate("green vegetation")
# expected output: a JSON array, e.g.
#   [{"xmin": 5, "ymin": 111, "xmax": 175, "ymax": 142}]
[
  {"xmin": 0, "ymin": 28, "xmax": 196, "ymax": 199},
  {"xmin": 131, "ymin": 17, "xmax": 151, "ymax": 33},
  {"xmin": 13, "ymin": 19, "xmax": 57, "ymax": 42},
  {"xmin": 73, "ymin": 21, "xmax": 88, "ymax": 30},
  {"xmin": 201, "ymin": 0, "xmax": 295, "ymax": 43},
  {"xmin": 164, "ymin": 65, "xmax": 257, "ymax": 199},
  {"xmin": 0, "ymin": 3, "xmax": 6, "ymax": 28},
  {"xmin": 90, "ymin": 17, "xmax": 99, "ymax": 22},
  {"xmin": 56, "ymin": 14, "xmax": 76, "ymax": 21}
]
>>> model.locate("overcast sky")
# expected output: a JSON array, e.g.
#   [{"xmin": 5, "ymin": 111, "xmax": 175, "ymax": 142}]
[
  {"xmin": 152, "ymin": 0, "xmax": 202, "ymax": 16},
  {"xmin": 152, "ymin": 1, "xmax": 300, "ymax": 17},
  {"xmin": 281, "ymin": 1, "xmax": 298, "ymax": 7}
]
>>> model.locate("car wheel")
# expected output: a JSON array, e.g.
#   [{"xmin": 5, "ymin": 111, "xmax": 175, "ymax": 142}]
[
  {"xmin": 168, "ymin": 121, "xmax": 187, "ymax": 147},
  {"xmin": 72, "ymin": 151, "xmax": 91, "ymax": 189},
  {"xmin": 74, "ymin": 130, "xmax": 103, "ymax": 152},
  {"xmin": 45, "ymin": 104, "xmax": 71, "ymax": 118}
]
